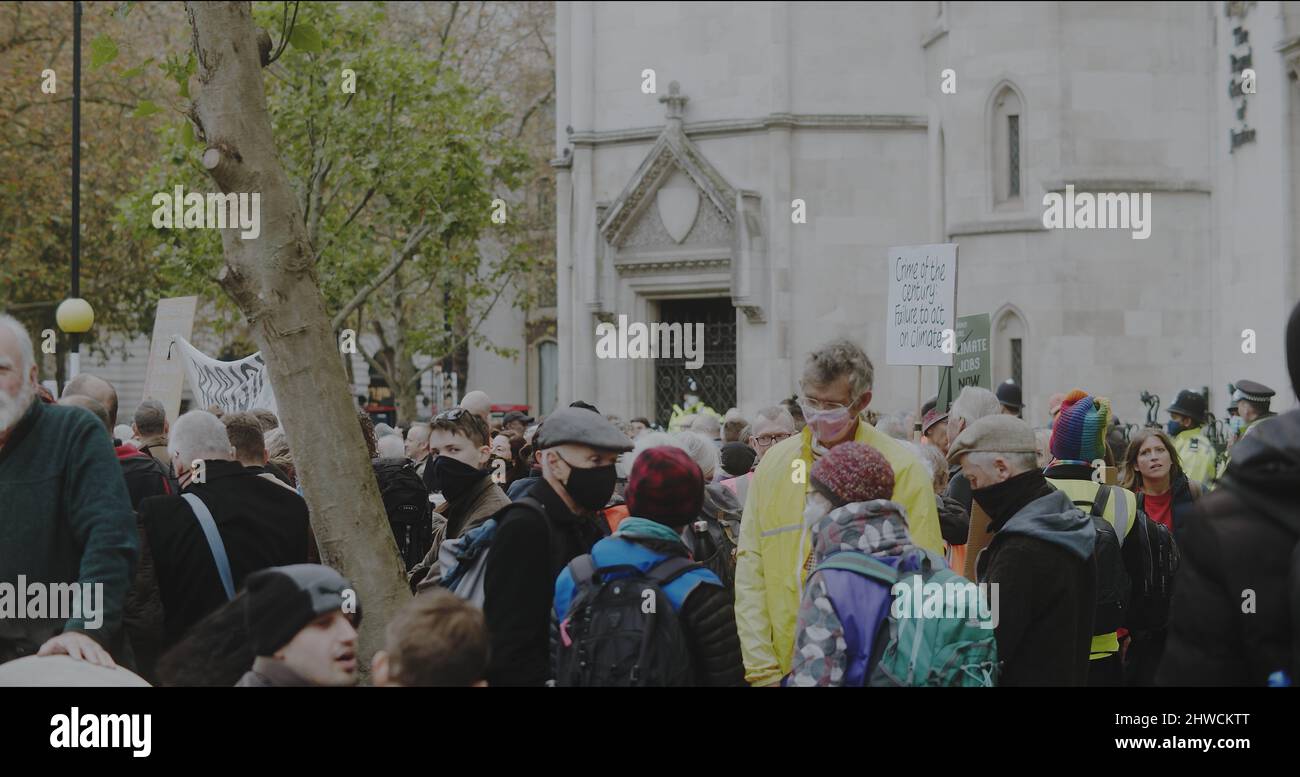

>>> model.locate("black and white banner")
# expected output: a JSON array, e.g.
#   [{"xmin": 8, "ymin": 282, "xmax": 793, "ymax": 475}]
[{"xmin": 175, "ymin": 337, "xmax": 278, "ymax": 415}]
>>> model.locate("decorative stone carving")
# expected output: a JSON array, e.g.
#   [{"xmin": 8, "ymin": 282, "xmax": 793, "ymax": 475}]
[
  {"xmin": 596, "ymin": 84, "xmax": 768, "ymax": 321},
  {"xmin": 614, "ymin": 257, "xmax": 731, "ymax": 276},
  {"xmin": 655, "ymin": 169, "xmax": 700, "ymax": 243},
  {"xmin": 622, "ymin": 192, "xmax": 729, "ymax": 250}
]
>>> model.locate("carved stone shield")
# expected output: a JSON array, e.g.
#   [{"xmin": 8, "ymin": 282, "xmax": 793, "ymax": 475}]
[{"xmin": 655, "ymin": 169, "xmax": 700, "ymax": 244}]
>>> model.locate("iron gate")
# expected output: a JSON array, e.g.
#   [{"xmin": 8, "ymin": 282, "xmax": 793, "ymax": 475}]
[{"xmin": 654, "ymin": 298, "xmax": 737, "ymax": 427}]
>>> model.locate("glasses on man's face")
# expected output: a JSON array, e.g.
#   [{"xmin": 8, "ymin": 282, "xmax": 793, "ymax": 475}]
[
  {"xmin": 753, "ymin": 433, "xmax": 792, "ymax": 447},
  {"xmin": 798, "ymin": 396, "xmax": 851, "ymax": 413}
]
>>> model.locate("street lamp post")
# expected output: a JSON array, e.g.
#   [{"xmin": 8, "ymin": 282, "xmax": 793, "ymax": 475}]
[
  {"xmin": 70, "ymin": 1, "xmax": 82, "ymax": 377},
  {"xmin": 58, "ymin": 1, "xmax": 93, "ymax": 383}
]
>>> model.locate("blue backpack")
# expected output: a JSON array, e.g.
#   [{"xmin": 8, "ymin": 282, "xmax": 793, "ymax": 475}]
[{"xmin": 811, "ymin": 548, "xmax": 999, "ymax": 687}]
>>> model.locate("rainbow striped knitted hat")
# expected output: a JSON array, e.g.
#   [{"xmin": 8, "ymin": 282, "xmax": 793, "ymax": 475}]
[{"xmin": 1049, "ymin": 389, "xmax": 1111, "ymax": 463}]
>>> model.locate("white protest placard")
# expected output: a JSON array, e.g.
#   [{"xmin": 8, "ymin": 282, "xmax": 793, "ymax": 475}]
[
  {"xmin": 885, "ymin": 243, "xmax": 958, "ymax": 367},
  {"xmin": 141, "ymin": 296, "xmax": 198, "ymax": 424}
]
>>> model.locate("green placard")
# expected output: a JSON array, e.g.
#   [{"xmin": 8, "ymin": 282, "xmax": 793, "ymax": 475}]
[{"xmin": 937, "ymin": 313, "xmax": 991, "ymax": 412}]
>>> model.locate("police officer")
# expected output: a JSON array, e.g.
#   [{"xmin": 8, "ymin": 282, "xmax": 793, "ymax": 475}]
[
  {"xmin": 668, "ymin": 378, "xmax": 720, "ymax": 432},
  {"xmin": 1233, "ymin": 380, "xmax": 1277, "ymax": 441},
  {"xmin": 1165, "ymin": 390, "xmax": 1216, "ymax": 486},
  {"xmin": 996, "ymin": 379, "xmax": 1023, "ymax": 419}
]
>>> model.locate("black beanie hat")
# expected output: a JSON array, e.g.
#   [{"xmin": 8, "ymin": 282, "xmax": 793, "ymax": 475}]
[
  {"xmin": 244, "ymin": 564, "xmax": 360, "ymax": 656},
  {"xmin": 1288, "ymin": 299, "xmax": 1300, "ymax": 399},
  {"xmin": 719, "ymin": 442, "xmax": 757, "ymax": 477}
]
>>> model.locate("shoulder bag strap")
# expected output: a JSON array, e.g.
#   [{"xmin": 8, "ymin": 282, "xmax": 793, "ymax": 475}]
[{"xmin": 182, "ymin": 493, "xmax": 236, "ymax": 601}]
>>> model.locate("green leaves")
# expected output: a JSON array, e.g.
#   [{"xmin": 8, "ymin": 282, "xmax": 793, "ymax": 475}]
[
  {"xmin": 160, "ymin": 52, "xmax": 195, "ymax": 99},
  {"xmin": 120, "ymin": 57, "xmax": 154, "ymax": 79},
  {"xmin": 131, "ymin": 100, "xmax": 161, "ymax": 118},
  {"xmin": 89, "ymin": 34, "xmax": 119, "ymax": 70},
  {"xmin": 288, "ymin": 24, "xmax": 324, "ymax": 53}
]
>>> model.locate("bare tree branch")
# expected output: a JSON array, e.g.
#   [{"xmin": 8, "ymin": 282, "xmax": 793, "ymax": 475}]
[
  {"xmin": 405, "ymin": 269, "xmax": 515, "ymax": 389},
  {"xmin": 330, "ymin": 221, "xmax": 432, "ymax": 330}
]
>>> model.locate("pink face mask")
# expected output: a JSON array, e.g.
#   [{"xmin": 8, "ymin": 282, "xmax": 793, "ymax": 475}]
[{"xmin": 801, "ymin": 403, "xmax": 857, "ymax": 444}]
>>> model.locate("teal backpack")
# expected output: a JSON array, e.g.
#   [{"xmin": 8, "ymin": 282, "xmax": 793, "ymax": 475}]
[{"xmin": 813, "ymin": 548, "xmax": 1000, "ymax": 687}]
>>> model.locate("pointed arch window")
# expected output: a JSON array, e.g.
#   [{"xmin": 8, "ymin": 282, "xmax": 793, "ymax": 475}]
[{"xmin": 991, "ymin": 84, "xmax": 1025, "ymax": 207}]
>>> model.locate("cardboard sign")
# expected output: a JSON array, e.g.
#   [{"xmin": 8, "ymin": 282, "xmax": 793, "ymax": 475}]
[
  {"xmin": 140, "ymin": 297, "xmax": 198, "ymax": 424},
  {"xmin": 961, "ymin": 503, "xmax": 996, "ymax": 581},
  {"xmin": 886, "ymin": 243, "xmax": 958, "ymax": 367}
]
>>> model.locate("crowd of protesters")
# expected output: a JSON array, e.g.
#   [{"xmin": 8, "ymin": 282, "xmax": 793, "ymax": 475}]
[{"xmin": 1, "ymin": 300, "xmax": 1299, "ymax": 687}]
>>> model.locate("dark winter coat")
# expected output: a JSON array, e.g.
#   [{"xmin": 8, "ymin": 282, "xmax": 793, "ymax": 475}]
[
  {"xmin": 937, "ymin": 493, "xmax": 970, "ymax": 546},
  {"xmin": 943, "ymin": 470, "xmax": 973, "ymax": 542},
  {"xmin": 553, "ymin": 532, "xmax": 746, "ymax": 687},
  {"xmin": 137, "ymin": 459, "xmax": 312, "ymax": 649},
  {"xmin": 235, "ymin": 656, "xmax": 314, "ymax": 687},
  {"xmin": 1157, "ymin": 409, "xmax": 1300, "ymax": 686},
  {"xmin": 483, "ymin": 478, "xmax": 608, "ymax": 686},
  {"xmin": 116, "ymin": 442, "xmax": 176, "ymax": 509},
  {"xmin": 0, "ymin": 401, "xmax": 139, "ymax": 662},
  {"xmin": 977, "ymin": 487, "xmax": 1097, "ymax": 687},
  {"xmin": 409, "ymin": 473, "xmax": 511, "ymax": 594}
]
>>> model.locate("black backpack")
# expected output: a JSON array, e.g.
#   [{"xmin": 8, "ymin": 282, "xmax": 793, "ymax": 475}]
[
  {"xmin": 682, "ymin": 484, "xmax": 741, "ymax": 590},
  {"xmin": 372, "ymin": 457, "xmax": 432, "ymax": 571},
  {"xmin": 554, "ymin": 555, "xmax": 702, "ymax": 687},
  {"xmin": 1129, "ymin": 493, "xmax": 1181, "ymax": 632},
  {"xmin": 1075, "ymin": 485, "xmax": 1132, "ymax": 636},
  {"xmin": 119, "ymin": 452, "xmax": 177, "ymax": 510}
]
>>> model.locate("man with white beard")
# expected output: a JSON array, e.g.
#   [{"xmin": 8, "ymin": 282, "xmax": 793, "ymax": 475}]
[{"xmin": 0, "ymin": 314, "xmax": 138, "ymax": 668}]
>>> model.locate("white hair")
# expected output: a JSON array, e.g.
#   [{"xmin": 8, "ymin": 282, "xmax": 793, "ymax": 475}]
[
  {"xmin": 673, "ymin": 430, "xmax": 719, "ymax": 481},
  {"xmin": 690, "ymin": 413, "xmax": 721, "ymax": 438},
  {"xmin": 949, "ymin": 387, "xmax": 1003, "ymax": 433},
  {"xmin": 753, "ymin": 405, "xmax": 795, "ymax": 429},
  {"xmin": 376, "ymin": 433, "xmax": 405, "ymax": 459},
  {"xmin": 631, "ymin": 431, "xmax": 679, "ymax": 467},
  {"xmin": 629, "ymin": 430, "xmax": 718, "ymax": 481},
  {"xmin": 875, "ymin": 412, "xmax": 912, "ymax": 441},
  {"xmin": 168, "ymin": 410, "xmax": 234, "ymax": 465},
  {"xmin": 961, "ymin": 449, "xmax": 1039, "ymax": 477},
  {"xmin": 0, "ymin": 313, "xmax": 36, "ymax": 375}
]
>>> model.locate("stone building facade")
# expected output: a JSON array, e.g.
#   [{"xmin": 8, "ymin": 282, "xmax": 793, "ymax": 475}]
[{"xmin": 553, "ymin": 0, "xmax": 1300, "ymax": 429}]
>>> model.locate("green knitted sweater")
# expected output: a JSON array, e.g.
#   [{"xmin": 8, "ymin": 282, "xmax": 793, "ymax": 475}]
[{"xmin": 0, "ymin": 400, "xmax": 138, "ymax": 659}]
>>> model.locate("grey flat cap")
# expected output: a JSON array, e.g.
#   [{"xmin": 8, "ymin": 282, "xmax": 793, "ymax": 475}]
[
  {"xmin": 535, "ymin": 407, "xmax": 634, "ymax": 452},
  {"xmin": 946, "ymin": 414, "xmax": 1037, "ymax": 465}
]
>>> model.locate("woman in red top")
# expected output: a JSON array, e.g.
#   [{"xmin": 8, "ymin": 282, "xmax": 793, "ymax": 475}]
[
  {"xmin": 1120, "ymin": 428, "xmax": 1202, "ymax": 535},
  {"xmin": 1119, "ymin": 428, "xmax": 1201, "ymax": 687}
]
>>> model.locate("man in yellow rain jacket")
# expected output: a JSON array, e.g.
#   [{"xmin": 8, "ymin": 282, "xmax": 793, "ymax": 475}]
[
  {"xmin": 735, "ymin": 338, "xmax": 943, "ymax": 687},
  {"xmin": 1164, "ymin": 390, "xmax": 1217, "ymax": 487}
]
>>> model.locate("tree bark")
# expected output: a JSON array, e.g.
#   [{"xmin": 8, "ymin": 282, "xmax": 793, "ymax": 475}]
[{"xmin": 184, "ymin": 1, "xmax": 409, "ymax": 672}]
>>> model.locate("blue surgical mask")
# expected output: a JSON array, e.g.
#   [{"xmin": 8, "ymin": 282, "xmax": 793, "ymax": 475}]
[{"xmin": 1165, "ymin": 420, "xmax": 1183, "ymax": 438}]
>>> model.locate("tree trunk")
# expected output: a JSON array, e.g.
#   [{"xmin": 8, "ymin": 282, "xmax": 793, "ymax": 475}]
[{"xmin": 184, "ymin": 2, "xmax": 409, "ymax": 673}]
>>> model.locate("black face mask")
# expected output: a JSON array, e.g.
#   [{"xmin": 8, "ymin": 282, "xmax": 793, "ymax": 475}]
[
  {"xmin": 429, "ymin": 455, "xmax": 487, "ymax": 502},
  {"xmin": 556, "ymin": 453, "xmax": 617, "ymax": 511}
]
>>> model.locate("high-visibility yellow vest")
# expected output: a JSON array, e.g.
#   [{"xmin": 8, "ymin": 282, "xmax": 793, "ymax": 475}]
[
  {"xmin": 1046, "ymin": 478, "xmax": 1138, "ymax": 661},
  {"xmin": 1171, "ymin": 428, "xmax": 1216, "ymax": 487}
]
